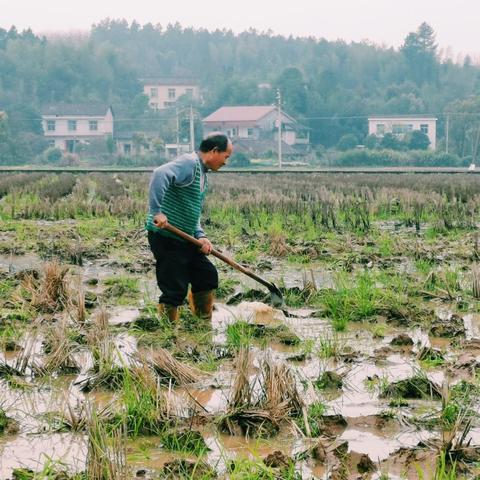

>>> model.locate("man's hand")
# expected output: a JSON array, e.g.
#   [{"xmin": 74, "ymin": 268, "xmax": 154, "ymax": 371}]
[
  {"xmin": 198, "ymin": 237, "xmax": 213, "ymax": 255},
  {"xmin": 153, "ymin": 213, "xmax": 168, "ymax": 228}
]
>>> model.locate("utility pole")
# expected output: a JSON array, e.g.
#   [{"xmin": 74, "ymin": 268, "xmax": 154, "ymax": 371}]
[
  {"xmin": 276, "ymin": 89, "xmax": 282, "ymax": 169},
  {"xmin": 189, "ymin": 105, "xmax": 195, "ymax": 152},
  {"xmin": 445, "ymin": 114, "xmax": 449, "ymax": 154},
  {"xmin": 175, "ymin": 107, "xmax": 180, "ymax": 151}
]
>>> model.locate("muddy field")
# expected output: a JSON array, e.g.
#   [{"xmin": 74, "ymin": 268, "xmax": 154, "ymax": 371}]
[{"xmin": 0, "ymin": 172, "xmax": 480, "ymax": 479}]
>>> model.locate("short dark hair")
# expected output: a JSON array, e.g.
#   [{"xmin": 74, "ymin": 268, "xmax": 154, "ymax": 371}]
[{"xmin": 199, "ymin": 133, "xmax": 230, "ymax": 153}]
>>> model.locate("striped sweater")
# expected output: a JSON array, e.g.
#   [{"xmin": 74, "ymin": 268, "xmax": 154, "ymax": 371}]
[{"xmin": 146, "ymin": 153, "xmax": 208, "ymax": 240}]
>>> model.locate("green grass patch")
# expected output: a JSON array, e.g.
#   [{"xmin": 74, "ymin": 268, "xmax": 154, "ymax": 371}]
[
  {"xmin": 317, "ymin": 272, "xmax": 380, "ymax": 331},
  {"xmin": 103, "ymin": 276, "xmax": 140, "ymax": 304}
]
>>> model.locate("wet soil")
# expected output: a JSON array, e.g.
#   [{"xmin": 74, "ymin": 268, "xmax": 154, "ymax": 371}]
[{"xmin": 1, "ymin": 220, "xmax": 480, "ymax": 479}]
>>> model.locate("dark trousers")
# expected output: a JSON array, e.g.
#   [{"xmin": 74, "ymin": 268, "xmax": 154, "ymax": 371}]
[{"xmin": 148, "ymin": 231, "xmax": 218, "ymax": 307}]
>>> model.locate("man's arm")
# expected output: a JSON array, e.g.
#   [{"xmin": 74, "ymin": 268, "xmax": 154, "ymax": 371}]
[{"xmin": 148, "ymin": 156, "xmax": 196, "ymax": 215}]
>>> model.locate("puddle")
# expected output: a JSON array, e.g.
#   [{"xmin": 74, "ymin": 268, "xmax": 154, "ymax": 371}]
[
  {"xmin": 108, "ymin": 307, "xmax": 140, "ymax": 326},
  {"xmin": 0, "ymin": 433, "xmax": 86, "ymax": 478},
  {"xmin": 0, "ymin": 253, "xmax": 42, "ymax": 273},
  {"xmin": 228, "ymin": 264, "xmax": 334, "ymax": 291},
  {"xmin": 340, "ymin": 427, "xmax": 433, "ymax": 461},
  {"xmin": 464, "ymin": 313, "xmax": 480, "ymax": 340},
  {"xmin": 205, "ymin": 429, "xmax": 316, "ymax": 476}
]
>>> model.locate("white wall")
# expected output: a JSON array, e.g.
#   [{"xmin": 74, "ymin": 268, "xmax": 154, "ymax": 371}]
[
  {"xmin": 144, "ymin": 84, "xmax": 200, "ymax": 109},
  {"xmin": 368, "ymin": 117, "xmax": 437, "ymax": 149},
  {"xmin": 43, "ymin": 111, "xmax": 113, "ymax": 138}
]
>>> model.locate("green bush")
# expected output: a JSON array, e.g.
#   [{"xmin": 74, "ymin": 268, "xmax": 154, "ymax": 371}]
[
  {"xmin": 229, "ymin": 151, "xmax": 251, "ymax": 167},
  {"xmin": 406, "ymin": 130, "xmax": 430, "ymax": 150},
  {"xmin": 334, "ymin": 149, "xmax": 463, "ymax": 167},
  {"xmin": 44, "ymin": 147, "xmax": 63, "ymax": 163},
  {"xmin": 337, "ymin": 133, "xmax": 358, "ymax": 151}
]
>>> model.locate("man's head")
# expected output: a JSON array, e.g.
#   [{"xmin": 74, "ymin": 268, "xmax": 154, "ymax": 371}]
[{"xmin": 199, "ymin": 133, "xmax": 233, "ymax": 171}]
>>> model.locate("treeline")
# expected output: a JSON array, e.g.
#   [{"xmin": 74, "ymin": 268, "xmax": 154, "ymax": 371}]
[{"xmin": 1, "ymin": 21, "xmax": 480, "ymax": 164}]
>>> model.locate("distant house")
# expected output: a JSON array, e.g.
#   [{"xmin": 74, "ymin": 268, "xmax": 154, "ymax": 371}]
[
  {"xmin": 202, "ymin": 105, "xmax": 309, "ymax": 147},
  {"xmin": 41, "ymin": 104, "xmax": 114, "ymax": 153},
  {"xmin": 368, "ymin": 115, "xmax": 437, "ymax": 150},
  {"xmin": 165, "ymin": 143, "xmax": 191, "ymax": 160},
  {"xmin": 115, "ymin": 131, "xmax": 169, "ymax": 156},
  {"xmin": 141, "ymin": 77, "xmax": 200, "ymax": 110}
]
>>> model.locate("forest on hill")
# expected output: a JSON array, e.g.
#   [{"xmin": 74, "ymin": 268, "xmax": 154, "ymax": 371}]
[{"xmin": 1, "ymin": 20, "xmax": 480, "ymax": 164}]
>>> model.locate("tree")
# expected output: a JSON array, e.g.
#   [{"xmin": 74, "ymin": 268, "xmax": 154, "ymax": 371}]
[
  {"xmin": 380, "ymin": 133, "xmax": 403, "ymax": 150},
  {"xmin": 337, "ymin": 134, "xmax": 358, "ymax": 151},
  {"xmin": 106, "ymin": 135, "xmax": 115, "ymax": 154},
  {"xmin": 401, "ymin": 22, "xmax": 438, "ymax": 85},
  {"xmin": 0, "ymin": 112, "xmax": 16, "ymax": 164},
  {"xmin": 229, "ymin": 151, "xmax": 251, "ymax": 167},
  {"xmin": 44, "ymin": 147, "xmax": 62, "ymax": 163},
  {"xmin": 130, "ymin": 93, "xmax": 150, "ymax": 117},
  {"xmin": 407, "ymin": 130, "xmax": 430, "ymax": 150},
  {"xmin": 445, "ymin": 96, "xmax": 480, "ymax": 158},
  {"xmin": 365, "ymin": 134, "xmax": 379, "ymax": 149},
  {"xmin": 276, "ymin": 67, "xmax": 307, "ymax": 115}
]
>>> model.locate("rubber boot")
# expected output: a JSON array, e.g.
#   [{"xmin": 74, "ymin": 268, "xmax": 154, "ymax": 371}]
[
  {"xmin": 189, "ymin": 290, "xmax": 214, "ymax": 322},
  {"xmin": 157, "ymin": 303, "xmax": 179, "ymax": 325}
]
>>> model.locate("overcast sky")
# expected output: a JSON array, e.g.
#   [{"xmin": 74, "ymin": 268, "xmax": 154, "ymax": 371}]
[{"xmin": 1, "ymin": 0, "xmax": 478, "ymax": 59}]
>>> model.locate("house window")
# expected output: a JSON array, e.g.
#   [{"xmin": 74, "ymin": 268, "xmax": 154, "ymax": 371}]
[
  {"xmin": 186, "ymin": 88, "xmax": 194, "ymax": 96},
  {"xmin": 47, "ymin": 120, "xmax": 56, "ymax": 131},
  {"xmin": 420, "ymin": 124, "xmax": 429, "ymax": 134},
  {"xmin": 392, "ymin": 124, "xmax": 413, "ymax": 135},
  {"xmin": 168, "ymin": 88, "xmax": 176, "ymax": 99},
  {"xmin": 48, "ymin": 140, "xmax": 55, "ymax": 147},
  {"xmin": 89, "ymin": 120, "xmax": 98, "ymax": 131},
  {"xmin": 247, "ymin": 128, "xmax": 254, "ymax": 137},
  {"xmin": 163, "ymin": 101, "xmax": 175, "ymax": 108},
  {"xmin": 150, "ymin": 87, "xmax": 158, "ymax": 98},
  {"xmin": 231, "ymin": 128, "xmax": 237, "ymax": 136},
  {"xmin": 376, "ymin": 124, "xmax": 385, "ymax": 135},
  {"xmin": 68, "ymin": 120, "xmax": 77, "ymax": 131}
]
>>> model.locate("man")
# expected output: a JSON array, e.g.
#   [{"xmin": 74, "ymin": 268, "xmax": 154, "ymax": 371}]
[{"xmin": 146, "ymin": 133, "xmax": 233, "ymax": 324}]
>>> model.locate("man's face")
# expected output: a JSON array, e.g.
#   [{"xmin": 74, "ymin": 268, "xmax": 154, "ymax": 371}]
[{"xmin": 208, "ymin": 142, "xmax": 233, "ymax": 171}]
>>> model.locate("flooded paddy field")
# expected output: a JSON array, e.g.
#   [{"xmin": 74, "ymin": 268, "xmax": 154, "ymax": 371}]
[{"xmin": 1, "ymin": 172, "xmax": 480, "ymax": 479}]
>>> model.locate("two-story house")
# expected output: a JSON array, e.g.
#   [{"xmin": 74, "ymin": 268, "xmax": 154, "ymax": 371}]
[
  {"xmin": 41, "ymin": 104, "xmax": 114, "ymax": 153},
  {"xmin": 368, "ymin": 115, "xmax": 437, "ymax": 150},
  {"xmin": 202, "ymin": 106, "xmax": 309, "ymax": 147},
  {"xmin": 141, "ymin": 77, "xmax": 200, "ymax": 110}
]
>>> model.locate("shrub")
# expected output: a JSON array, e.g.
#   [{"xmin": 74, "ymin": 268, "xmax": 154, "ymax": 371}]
[
  {"xmin": 365, "ymin": 134, "xmax": 379, "ymax": 149},
  {"xmin": 59, "ymin": 153, "xmax": 80, "ymax": 167},
  {"xmin": 44, "ymin": 147, "xmax": 62, "ymax": 164},
  {"xmin": 337, "ymin": 133, "xmax": 358, "ymax": 151},
  {"xmin": 380, "ymin": 133, "xmax": 404, "ymax": 150},
  {"xmin": 407, "ymin": 130, "xmax": 430, "ymax": 150},
  {"xmin": 334, "ymin": 149, "xmax": 462, "ymax": 167},
  {"xmin": 229, "ymin": 151, "xmax": 251, "ymax": 167}
]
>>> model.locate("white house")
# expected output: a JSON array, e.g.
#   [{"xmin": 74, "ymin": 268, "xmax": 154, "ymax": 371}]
[
  {"xmin": 368, "ymin": 115, "xmax": 437, "ymax": 149},
  {"xmin": 202, "ymin": 106, "xmax": 309, "ymax": 146},
  {"xmin": 141, "ymin": 77, "xmax": 200, "ymax": 110},
  {"xmin": 41, "ymin": 104, "xmax": 114, "ymax": 153}
]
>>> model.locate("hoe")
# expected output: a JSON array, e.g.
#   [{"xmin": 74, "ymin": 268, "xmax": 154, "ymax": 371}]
[{"xmin": 164, "ymin": 223, "xmax": 284, "ymax": 307}]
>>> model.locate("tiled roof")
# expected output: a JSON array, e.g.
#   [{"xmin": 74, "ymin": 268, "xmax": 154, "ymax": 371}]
[
  {"xmin": 41, "ymin": 104, "xmax": 112, "ymax": 116},
  {"xmin": 203, "ymin": 106, "xmax": 277, "ymax": 123}
]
